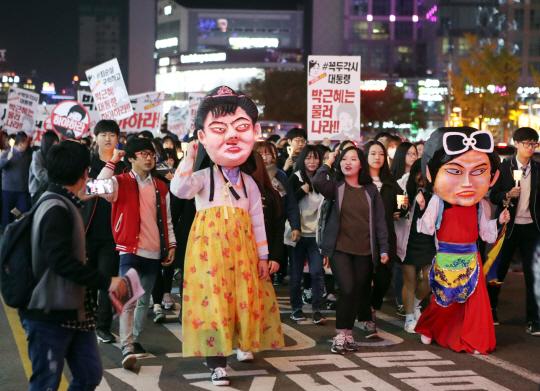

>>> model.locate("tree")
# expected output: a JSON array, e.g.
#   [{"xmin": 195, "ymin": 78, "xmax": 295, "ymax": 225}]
[
  {"xmin": 449, "ymin": 34, "xmax": 522, "ymax": 141},
  {"xmin": 242, "ymin": 70, "xmax": 307, "ymax": 126},
  {"xmin": 360, "ymin": 87, "xmax": 428, "ymax": 134}
]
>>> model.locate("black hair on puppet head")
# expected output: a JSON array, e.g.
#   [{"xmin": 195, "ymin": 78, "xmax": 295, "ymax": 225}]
[{"xmin": 421, "ymin": 126, "xmax": 500, "ymax": 184}]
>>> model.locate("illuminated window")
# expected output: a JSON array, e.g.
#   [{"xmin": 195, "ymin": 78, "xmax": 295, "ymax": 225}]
[
  {"xmin": 352, "ymin": 21, "xmax": 369, "ymax": 39},
  {"xmin": 372, "ymin": 22, "xmax": 390, "ymax": 40},
  {"xmin": 164, "ymin": 5, "xmax": 172, "ymax": 15},
  {"xmin": 514, "ymin": 35, "xmax": 523, "ymax": 56},
  {"xmin": 458, "ymin": 37, "xmax": 471, "ymax": 56}
]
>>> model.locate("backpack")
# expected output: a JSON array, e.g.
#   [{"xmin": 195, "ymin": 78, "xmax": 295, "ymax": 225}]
[
  {"xmin": 0, "ymin": 194, "xmax": 65, "ymax": 309},
  {"xmin": 316, "ymin": 197, "xmax": 334, "ymax": 249}
]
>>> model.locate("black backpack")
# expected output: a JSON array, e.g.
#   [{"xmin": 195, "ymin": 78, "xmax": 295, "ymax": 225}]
[
  {"xmin": 0, "ymin": 194, "xmax": 64, "ymax": 309},
  {"xmin": 316, "ymin": 197, "xmax": 334, "ymax": 249}
]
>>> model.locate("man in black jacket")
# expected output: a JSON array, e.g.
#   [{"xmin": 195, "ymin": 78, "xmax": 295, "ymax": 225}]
[
  {"xmin": 489, "ymin": 127, "xmax": 540, "ymax": 336},
  {"xmin": 19, "ymin": 140, "xmax": 126, "ymax": 391},
  {"xmin": 81, "ymin": 120, "xmax": 128, "ymax": 343}
]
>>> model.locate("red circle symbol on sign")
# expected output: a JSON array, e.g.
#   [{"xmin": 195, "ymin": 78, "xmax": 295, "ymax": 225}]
[{"xmin": 51, "ymin": 101, "xmax": 90, "ymax": 138}]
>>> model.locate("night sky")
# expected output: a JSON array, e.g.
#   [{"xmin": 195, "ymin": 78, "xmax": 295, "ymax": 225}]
[{"xmin": 0, "ymin": 0, "xmax": 305, "ymax": 91}]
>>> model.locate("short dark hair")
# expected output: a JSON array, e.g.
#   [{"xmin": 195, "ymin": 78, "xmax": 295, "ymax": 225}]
[
  {"xmin": 266, "ymin": 134, "xmax": 280, "ymax": 144},
  {"xmin": 47, "ymin": 141, "xmax": 90, "ymax": 186},
  {"xmin": 334, "ymin": 146, "xmax": 373, "ymax": 185},
  {"xmin": 125, "ymin": 137, "xmax": 155, "ymax": 162},
  {"xmin": 285, "ymin": 127, "xmax": 307, "ymax": 141},
  {"xmin": 139, "ymin": 130, "xmax": 154, "ymax": 140},
  {"xmin": 94, "ymin": 119, "xmax": 120, "ymax": 136},
  {"xmin": 14, "ymin": 131, "xmax": 28, "ymax": 146},
  {"xmin": 374, "ymin": 131, "xmax": 392, "ymax": 142},
  {"xmin": 513, "ymin": 127, "xmax": 539, "ymax": 142},
  {"xmin": 67, "ymin": 105, "xmax": 87, "ymax": 121}
]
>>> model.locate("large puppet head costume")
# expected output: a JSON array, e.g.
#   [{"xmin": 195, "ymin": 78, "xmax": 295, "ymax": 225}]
[
  {"xmin": 194, "ymin": 86, "xmax": 260, "ymax": 174},
  {"xmin": 421, "ymin": 127, "xmax": 500, "ymax": 207}
]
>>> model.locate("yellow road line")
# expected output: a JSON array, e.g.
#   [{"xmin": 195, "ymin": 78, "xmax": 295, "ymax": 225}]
[{"xmin": 1, "ymin": 297, "xmax": 69, "ymax": 390}]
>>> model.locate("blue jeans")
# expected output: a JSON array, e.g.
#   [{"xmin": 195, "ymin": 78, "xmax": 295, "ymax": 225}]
[
  {"xmin": 289, "ymin": 237, "xmax": 325, "ymax": 312},
  {"xmin": 21, "ymin": 319, "xmax": 102, "ymax": 391},
  {"xmin": 393, "ymin": 262, "xmax": 404, "ymax": 306},
  {"xmin": 2, "ymin": 190, "xmax": 30, "ymax": 228},
  {"xmin": 119, "ymin": 253, "xmax": 161, "ymax": 353}
]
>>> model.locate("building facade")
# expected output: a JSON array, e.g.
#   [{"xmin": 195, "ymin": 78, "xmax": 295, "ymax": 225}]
[{"xmin": 155, "ymin": 0, "xmax": 304, "ymax": 103}]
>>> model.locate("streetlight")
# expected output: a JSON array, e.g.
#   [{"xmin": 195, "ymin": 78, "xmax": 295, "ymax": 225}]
[{"xmin": 453, "ymin": 107, "xmax": 462, "ymax": 125}]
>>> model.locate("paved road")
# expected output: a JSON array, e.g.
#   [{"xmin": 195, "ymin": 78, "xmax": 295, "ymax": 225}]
[{"xmin": 1, "ymin": 271, "xmax": 539, "ymax": 391}]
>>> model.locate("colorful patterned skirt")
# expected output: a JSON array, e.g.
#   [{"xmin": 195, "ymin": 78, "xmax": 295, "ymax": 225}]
[
  {"xmin": 430, "ymin": 242, "xmax": 480, "ymax": 307},
  {"xmin": 181, "ymin": 206, "xmax": 284, "ymax": 357}
]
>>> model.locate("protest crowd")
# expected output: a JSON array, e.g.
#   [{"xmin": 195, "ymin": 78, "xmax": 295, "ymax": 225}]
[{"xmin": 1, "ymin": 85, "xmax": 540, "ymax": 391}]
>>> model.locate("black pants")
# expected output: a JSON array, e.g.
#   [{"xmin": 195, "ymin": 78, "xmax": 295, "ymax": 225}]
[
  {"xmin": 487, "ymin": 223, "xmax": 540, "ymax": 322},
  {"xmin": 87, "ymin": 239, "xmax": 120, "ymax": 331},
  {"xmin": 152, "ymin": 265, "xmax": 176, "ymax": 305},
  {"xmin": 371, "ymin": 260, "xmax": 393, "ymax": 310},
  {"xmin": 330, "ymin": 250, "xmax": 373, "ymax": 330},
  {"xmin": 277, "ymin": 244, "xmax": 289, "ymax": 277},
  {"xmin": 207, "ymin": 356, "xmax": 227, "ymax": 369}
]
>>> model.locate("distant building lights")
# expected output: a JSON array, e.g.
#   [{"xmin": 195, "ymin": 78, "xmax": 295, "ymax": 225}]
[
  {"xmin": 367, "ymin": 14, "xmax": 373, "ymax": 21},
  {"xmin": 390, "ymin": 15, "xmax": 396, "ymax": 22}
]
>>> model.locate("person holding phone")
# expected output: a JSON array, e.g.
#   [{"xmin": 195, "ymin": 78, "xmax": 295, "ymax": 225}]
[
  {"xmin": 81, "ymin": 120, "xmax": 128, "ymax": 346},
  {"xmin": 97, "ymin": 137, "xmax": 176, "ymax": 369}
]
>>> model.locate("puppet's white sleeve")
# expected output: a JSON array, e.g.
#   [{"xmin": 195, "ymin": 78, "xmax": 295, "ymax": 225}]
[
  {"xmin": 246, "ymin": 176, "xmax": 269, "ymax": 260},
  {"xmin": 416, "ymin": 194, "xmax": 439, "ymax": 236},
  {"xmin": 170, "ymin": 157, "xmax": 205, "ymax": 200},
  {"xmin": 479, "ymin": 198, "xmax": 498, "ymax": 243}
]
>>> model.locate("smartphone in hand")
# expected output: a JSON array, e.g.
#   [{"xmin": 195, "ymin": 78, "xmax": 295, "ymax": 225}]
[{"xmin": 86, "ymin": 179, "xmax": 114, "ymax": 195}]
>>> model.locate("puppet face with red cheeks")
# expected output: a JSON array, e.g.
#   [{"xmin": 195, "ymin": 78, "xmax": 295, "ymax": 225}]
[
  {"xmin": 433, "ymin": 150, "xmax": 498, "ymax": 207},
  {"xmin": 198, "ymin": 106, "xmax": 260, "ymax": 168}
]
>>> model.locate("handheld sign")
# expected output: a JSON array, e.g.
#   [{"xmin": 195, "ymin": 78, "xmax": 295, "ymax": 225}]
[
  {"xmin": 513, "ymin": 170, "xmax": 522, "ymax": 187},
  {"xmin": 51, "ymin": 101, "xmax": 90, "ymax": 138}
]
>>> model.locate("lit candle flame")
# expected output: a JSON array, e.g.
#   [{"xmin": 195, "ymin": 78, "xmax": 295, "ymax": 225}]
[{"xmin": 9, "ymin": 139, "xmax": 15, "ymax": 147}]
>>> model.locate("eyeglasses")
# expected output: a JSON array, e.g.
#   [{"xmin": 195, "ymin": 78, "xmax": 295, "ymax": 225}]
[
  {"xmin": 292, "ymin": 138, "xmax": 306, "ymax": 145},
  {"xmin": 519, "ymin": 141, "xmax": 539, "ymax": 149},
  {"xmin": 135, "ymin": 151, "xmax": 156, "ymax": 159},
  {"xmin": 406, "ymin": 152, "xmax": 418, "ymax": 158}
]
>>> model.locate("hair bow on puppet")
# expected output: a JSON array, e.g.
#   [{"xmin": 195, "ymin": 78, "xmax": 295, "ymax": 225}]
[{"xmin": 443, "ymin": 131, "xmax": 494, "ymax": 155}]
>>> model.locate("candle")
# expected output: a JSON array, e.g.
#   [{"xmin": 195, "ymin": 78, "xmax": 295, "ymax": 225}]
[
  {"xmin": 9, "ymin": 138, "xmax": 14, "ymax": 152},
  {"xmin": 177, "ymin": 151, "xmax": 183, "ymax": 160},
  {"xmin": 287, "ymin": 146, "xmax": 293, "ymax": 157},
  {"xmin": 513, "ymin": 170, "xmax": 522, "ymax": 187},
  {"xmin": 397, "ymin": 195, "xmax": 406, "ymax": 209},
  {"xmin": 181, "ymin": 143, "xmax": 188, "ymax": 153}
]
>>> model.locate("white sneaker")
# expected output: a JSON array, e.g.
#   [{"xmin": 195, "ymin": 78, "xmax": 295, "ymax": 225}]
[
  {"xmin": 413, "ymin": 305, "xmax": 422, "ymax": 321},
  {"xmin": 420, "ymin": 334, "xmax": 432, "ymax": 345},
  {"xmin": 236, "ymin": 349, "xmax": 254, "ymax": 362},
  {"xmin": 327, "ymin": 293, "xmax": 337, "ymax": 302},
  {"xmin": 404, "ymin": 319, "xmax": 417, "ymax": 333}
]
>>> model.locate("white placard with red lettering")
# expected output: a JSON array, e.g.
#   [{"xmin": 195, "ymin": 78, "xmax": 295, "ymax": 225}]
[
  {"xmin": 50, "ymin": 101, "xmax": 90, "ymax": 138},
  {"xmin": 4, "ymin": 87, "xmax": 40, "ymax": 134},
  {"xmin": 31, "ymin": 105, "xmax": 56, "ymax": 146},
  {"xmin": 0, "ymin": 104, "xmax": 7, "ymax": 128},
  {"xmin": 85, "ymin": 58, "xmax": 133, "ymax": 121},
  {"xmin": 307, "ymin": 55, "xmax": 361, "ymax": 141},
  {"xmin": 188, "ymin": 92, "xmax": 205, "ymax": 132},
  {"xmin": 117, "ymin": 91, "xmax": 164, "ymax": 135},
  {"xmin": 77, "ymin": 90, "xmax": 101, "ymax": 135},
  {"xmin": 168, "ymin": 105, "xmax": 190, "ymax": 137}
]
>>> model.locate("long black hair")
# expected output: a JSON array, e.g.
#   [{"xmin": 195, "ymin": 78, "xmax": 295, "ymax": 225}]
[
  {"xmin": 363, "ymin": 140, "xmax": 395, "ymax": 186},
  {"xmin": 295, "ymin": 144, "xmax": 322, "ymax": 192},
  {"xmin": 41, "ymin": 130, "xmax": 59, "ymax": 168},
  {"xmin": 334, "ymin": 146, "xmax": 373, "ymax": 185},
  {"xmin": 406, "ymin": 159, "xmax": 431, "ymax": 198},
  {"xmin": 390, "ymin": 142, "xmax": 416, "ymax": 181}
]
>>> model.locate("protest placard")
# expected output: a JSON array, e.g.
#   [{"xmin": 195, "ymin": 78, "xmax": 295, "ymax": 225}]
[
  {"xmin": 4, "ymin": 87, "xmax": 40, "ymax": 134},
  {"xmin": 188, "ymin": 92, "xmax": 205, "ymax": 132},
  {"xmin": 31, "ymin": 105, "xmax": 56, "ymax": 146},
  {"xmin": 109, "ymin": 268, "xmax": 145, "ymax": 316},
  {"xmin": 168, "ymin": 105, "xmax": 190, "ymax": 137},
  {"xmin": 117, "ymin": 91, "xmax": 164, "ymax": 134},
  {"xmin": 77, "ymin": 90, "xmax": 101, "ymax": 134},
  {"xmin": 0, "ymin": 104, "xmax": 7, "ymax": 128},
  {"xmin": 50, "ymin": 101, "xmax": 90, "ymax": 138},
  {"xmin": 307, "ymin": 55, "xmax": 361, "ymax": 141},
  {"xmin": 85, "ymin": 58, "xmax": 133, "ymax": 121}
]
